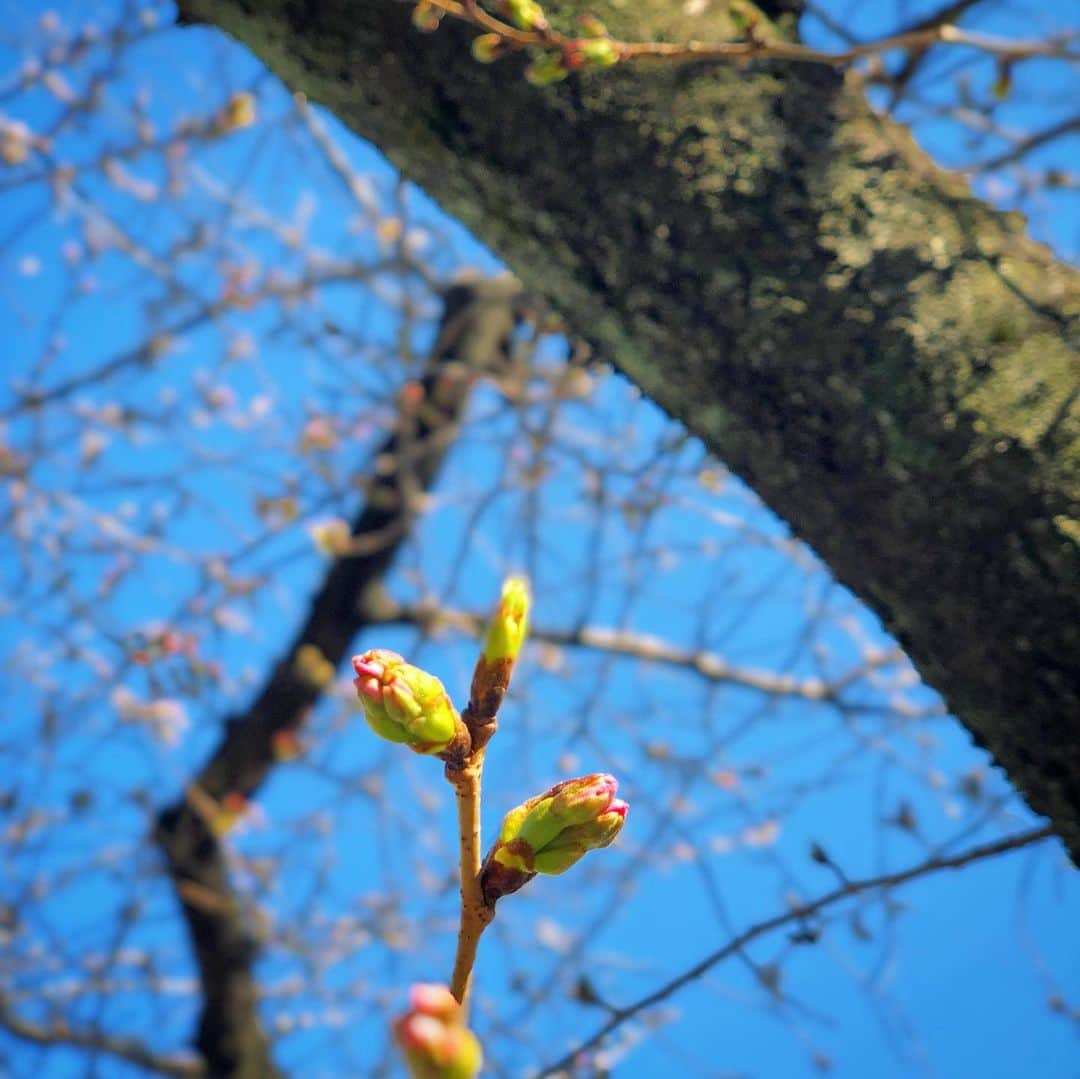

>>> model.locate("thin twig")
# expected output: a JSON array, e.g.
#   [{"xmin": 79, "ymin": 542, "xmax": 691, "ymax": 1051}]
[
  {"xmin": 0, "ymin": 998, "xmax": 204, "ymax": 1078},
  {"xmin": 370, "ymin": 599, "xmax": 903, "ymax": 702},
  {"xmin": 969, "ymin": 113, "xmax": 1080, "ymax": 173},
  {"xmin": 424, "ymin": 0, "xmax": 1079, "ymax": 69},
  {"xmin": 534, "ymin": 824, "xmax": 1056, "ymax": 1078},
  {"xmin": 448, "ymin": 757, "xmax": 495, "ymax": 1009}
]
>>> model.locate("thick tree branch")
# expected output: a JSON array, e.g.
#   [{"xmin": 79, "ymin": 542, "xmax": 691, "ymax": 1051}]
[
  {"xmin": 175, "ymin": 0, "xmax": 1080, "ymax": 861},
  {"xmin": 153, "ymin": 277, "xmax": 522, "ymax": 1077}
]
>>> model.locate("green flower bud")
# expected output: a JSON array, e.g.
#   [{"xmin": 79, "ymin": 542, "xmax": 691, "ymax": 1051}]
[
  {"xmin": 482, "ymin": 576, "xmax": 530, "ymax": 663},
  {"xmin": 352, "ymin": 650, "xmax": 460, "ymax": 754},
  {"xmin": 500, "ymin": 0, "xmax": 547, "ymax": 31},
  {"xmin": 466, "ymin": 577, "xmax": 530, "ymax": 746},
  {"xmin": 524, "ymin": 51, "xmax": 568, "ymax": 86},
  {"xmin": 481, "ymin": 774, "xmax": 628, "ymax": 901},
  {"xmin": 411, "ymin": 1, "xmax": 443, "ymax": 33},
  {"xmin": 570, "ymin": 38, "xmax": 620, "ymax": 69},
  {"xmin": 531, "ymin": 810, "xmax": 628, "ymax": 873},
  {"xmin": 471, "ymin": 33, "xmax": 505, "ymax": 64}
]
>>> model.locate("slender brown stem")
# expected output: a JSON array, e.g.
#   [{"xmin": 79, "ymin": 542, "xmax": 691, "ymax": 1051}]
[{"xmin": 448, "ymin": 756, "xmax": 495, "ymax": 1009}]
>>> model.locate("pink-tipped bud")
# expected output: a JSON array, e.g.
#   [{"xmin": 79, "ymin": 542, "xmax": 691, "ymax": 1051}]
[
  {"xmin": 394, "ymin": 984, "xmax": 483, "ymax": 1079},
  {"xmin": 409, "ymin": 983, "xmax": 460, "ymax": 1020},
  {"xmin": 352, "ymin": 650, "xmax": 460, "ymax": 755},
  {"xmin": 481, "ymin": 774, "xmax": 628, "ymax": 901}
]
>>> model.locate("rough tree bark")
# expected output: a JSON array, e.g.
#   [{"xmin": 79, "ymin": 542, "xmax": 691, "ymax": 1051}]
[{"xmin": 176, "ymin": 0, "xmax": 1080, "ymax": 858}]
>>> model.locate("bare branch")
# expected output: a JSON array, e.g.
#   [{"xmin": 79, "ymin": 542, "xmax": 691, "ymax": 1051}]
[
  {"xmin": 0, "ymin": 998, "xmax": 204, "ymax": 1079},
  {"xmin": 535, "ymin": 824, "xmax": 1056, "ymax": 1077},
  {"xmin": 370, "ymin": 599, "xmax": 905, "ymax": 702},
  {"xmin": 969, "ymin": 114, "xmax": 1080, "ymax": 174},
  {"xmin": 153, "ymin": 276, "xmax": 522, "ymax": 1077}
]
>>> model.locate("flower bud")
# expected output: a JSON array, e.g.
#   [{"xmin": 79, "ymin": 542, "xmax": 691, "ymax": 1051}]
[
  {"xmin": 471, "ymin": 33, "xmax": 507, "ymax": 64},
  {"xmin": 499, "ymin": 0, "xmax": 547, "ymax": 30},
  {"xmin": 352, "ymin": 650, "xmax": 460, "ymax": 755},
  {"xmin": 394, "ymin": 984, "xmax": 483, "ymax": 1079},
  {"xmin": 524, "ymin": 51, "xmax": 568, "ymax": 86},
  {"xmin": 408, "ymin": 983, "xmax": 459, "ymax": 1019},
  {"xmin": 481, "ymin": 774, "xmax": 628, "ymax": 901},
  {"xmin": 466, "ymin": 577, "xmax": 530, "ymax": 750},
  {"xmin": 530, "ymin": 808, "xmax": 628, "ymax": 873},
  {"xmin": 482, "ymin": 576, "xmax": 530, "ymax": 664},
  {"xmin": 566, "ymin": 37, "xmax": 620, "ymax": 69},
  {"xmin": 411, "ymin": 0, "xmax": 443, "ymax": 32},
  {"xmin": 218, "ymin": 92, "xmax": 256, "ymax": 134}
]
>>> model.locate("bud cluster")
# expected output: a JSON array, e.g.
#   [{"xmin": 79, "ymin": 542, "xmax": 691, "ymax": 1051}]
[{"xmin": 354, "ymin": 579, "xmax": 628, "ymax": 1067}]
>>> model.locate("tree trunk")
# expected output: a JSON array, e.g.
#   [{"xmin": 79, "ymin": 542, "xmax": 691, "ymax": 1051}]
[{"xmin": 176, "ymin": 0, "xmax": 1080, "ymax": 858}]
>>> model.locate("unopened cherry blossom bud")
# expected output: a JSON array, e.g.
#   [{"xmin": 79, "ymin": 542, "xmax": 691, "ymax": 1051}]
[
  {"xmin": 565, "ymin": 37, "xmax": 620, "ymax": 69},
  {"xmin": 471, "ymin": 33, "xmax": 507, "ymax": 64},
  {"xmin": 524, "ymin": 51, "xmax": 567, "ymax": 86},
  {"xmin": 394, "ymin": 984, "xmax": 482, "ymax": 1079},
  {"xmin": 411, "ymin": 0, "xmax": 443, "ymax": 32},
  {"xmin": 499, "ymin": 0, "xmax": 547, "ymax": 30},
  {"xmin": 482, "ymin": 576, "xmax": 530, "ymax": 664},
  {"xmin": 352, "ymin": 650, "xmax": 462, "ymax": 756},
  {"xmin": 218, "ymin": 92, "xmax": 256, "ymax": 133},
  {"xmin": 410, "ymin": 983, "xmax": 459, "ymax": 1021},
  {"xmin": 467, "ymin": 577, "xmax": 530, "ymax": 749},
  {"xmin": 481, "ymin": 774, "xmax": 628, "ymax": 901},
  {"xmin": 530, "ymin": 805, "xmax": 628, "ymax": 873}
]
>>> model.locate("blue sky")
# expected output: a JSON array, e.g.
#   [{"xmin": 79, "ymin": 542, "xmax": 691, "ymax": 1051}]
[{"xmin": 1, "ymin": 1, "xmax": 1078, "ymax": 1077}]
